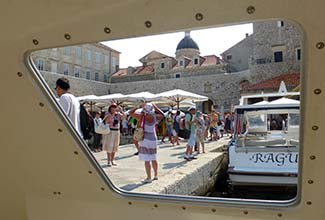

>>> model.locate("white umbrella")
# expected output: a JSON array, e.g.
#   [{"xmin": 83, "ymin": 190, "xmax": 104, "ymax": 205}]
[
  {"xmin": 155, "ymin": 89, "xmax": 208, "ymax": 108},
  {"xmin": 76, "ymin": 95, "xmax": 100, "ymax": 102},
  {"xmin": 124, "ymin": 91, "xmax": 160, "ymax": 102},
  {"xmin": 95, "ymin": 93, "xmax": 127, "ymax": 103}
]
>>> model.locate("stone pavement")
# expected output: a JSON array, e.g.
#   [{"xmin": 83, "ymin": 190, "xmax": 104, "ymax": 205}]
[{"xmin": 92, "ymin": 137, "xmax": 229, "ymax": 195}]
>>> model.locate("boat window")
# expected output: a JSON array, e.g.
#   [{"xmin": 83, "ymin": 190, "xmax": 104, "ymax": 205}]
[{"xmin": 29, "ymin": 20, "xmax": 302, "ymax": 205}]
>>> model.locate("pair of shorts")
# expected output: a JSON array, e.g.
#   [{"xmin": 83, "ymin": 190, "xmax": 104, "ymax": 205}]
[
  {"xmin": 187, "ymin": 132, "xmax": 196, "ymax": 147},
  {"xmin": 102, "ymin": 130, "xmax": 120, "ymax": 153}
]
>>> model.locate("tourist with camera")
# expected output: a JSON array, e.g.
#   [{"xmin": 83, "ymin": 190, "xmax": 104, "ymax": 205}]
[{"xmin": 102, "ymin": 103, "xmax": 125, "ymax": 167}]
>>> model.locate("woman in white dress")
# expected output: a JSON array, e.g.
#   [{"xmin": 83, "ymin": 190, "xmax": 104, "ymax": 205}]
[{"xmin": 130, "ymin": 103, "xmax": 164, "ymax": 183}]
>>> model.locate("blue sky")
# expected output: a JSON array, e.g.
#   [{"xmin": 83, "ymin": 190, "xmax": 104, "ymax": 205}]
[{"xmin": 103, "ymin": 23, "xmax": 253, "ymax": 68}]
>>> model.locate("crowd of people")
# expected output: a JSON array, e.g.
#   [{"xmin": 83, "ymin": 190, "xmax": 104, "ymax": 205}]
[{"xmin": 55, "ymin": 77, "xmax": 233, "ymax": 184}]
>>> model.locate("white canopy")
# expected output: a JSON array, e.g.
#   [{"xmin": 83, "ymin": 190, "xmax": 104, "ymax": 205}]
[
  {"xmin": 269, "ymin": 97, "xmax": 300, "ymax": 105},
  {"xmin": 94, "ymin": 93, "xmax": 126, "ymax": 103},
  {"xmin": 252, "ymin": 100, "xmax": 269, "ymax": 105},
  {"xmin": 124, "ymin": 91, "xmax": 161, "ymax": 102},
  {"xmin": 155, "ymin": 89, "xmax": 208, "ymax": 108},
  {"xmin": 76, "ymin": 95, "xmax": 100, "ymax": 102}
]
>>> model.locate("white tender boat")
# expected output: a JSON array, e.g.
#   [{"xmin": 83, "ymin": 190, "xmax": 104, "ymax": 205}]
[{"xmin": 228, "ymin": 94, "xmax": 300, "ymax": 186}]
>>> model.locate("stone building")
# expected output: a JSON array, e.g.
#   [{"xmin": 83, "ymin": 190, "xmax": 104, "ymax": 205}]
[
  {"xmin": 35, "ymin": 20, "xmax": 302, "ymax": 114},
  {"xmin": 222, "ymin": 20, "xmax": 301, "ymax": 83},
  {"xmin": 32, "ymin": 43, "xmax": 120, "ymax": 83},
  {"xmin": 111, "ymin": 31, "xmax": 226, "ymax": 83},
  {"xmin": 221, "ymin": 33, "xmax": 254, "ymax": 72}
]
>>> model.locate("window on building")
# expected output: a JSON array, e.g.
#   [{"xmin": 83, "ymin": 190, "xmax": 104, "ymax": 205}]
[
  {"xmin": 95, "ymin": 72, "xmax": 99, "ymax": 81},
  {"xmin": 95, "ymin": 52, "xmax": 101, "ymax": 63},
  {"xmin": 296, "ymin": 48, "xmax": 301, "ymax": 60},
  {"xmin": 64, "ymin": 47, "xmax": 70, "ymax": 55},
  {"xmin": 194, "ymin": 58, "xmax": 199, "ymax": 65},
  {"xmin": 75, "ymin": 47, "xmax": 81, "ymax": 59},
  {"xmin": 104, "ymin": 55, "xmax": 109, "ymax": 65},
  {"xmin": 111, "ymin": 57, "xmax": 118, "ymax": 72},
  {"xmin": 51, "ymin": 61, "xmax": 58, "ymax": 73},
  {"xmin": 179, "ymin": 60, "xmax": 184, "ymax": 66},
  {"xmin": 274, "ymin": 51, "xmax": 283, "ymax": 62},
  {"xmin": 277, "ymin": 20, "xmax": 284, "ymax": 27},
  {"xmin": 256, "ymin": 58, "xmax": 267, "ymax": 64},
  {"xmin": 104, "ymin": 73, "xmax": 108, "ymax": 82},
  {"xmin": 160, "ymin": 62, "xmax": 165, "ymax": 69},
  {"xmin": 226, "ymin": 55, "xmax": 232, "ymax": 60},
  {"xmin": 36, "ymin": 58, "xmax": 45, "ymax": 71},
  {"xmin": 86, "ymin": 50, "xmax": 92, "ymax": 61},
  {"xmin": 86, "ymin": 70, "xmax": 91, "ymax": 80},
  {"xmin": 63, "ymin": 63, "xmax": 69, "ymax": 75},
  {"xmin": 74, "ymin": 66, "xmax": 80, "ymax": 78},
  {"xmin": 175, "ymin": 73, "xmax": 181, "ymax": 78}
]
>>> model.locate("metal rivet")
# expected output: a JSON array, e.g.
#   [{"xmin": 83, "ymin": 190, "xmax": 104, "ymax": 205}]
[
  {"xmin": 74, "ymin": 151, "xmax": 79, "ymax": 155},
  {"xmin": 128, "ymin": 201, "xmax": 132, "ymax": 205},
  {"xmin": 88, "ymin": 171, "xmax": 92, "ymax": 174},
  {"xmin": 57, "ymin": 192, "xmax": 61, "ymax": 195},
  {"xmin": 211, "ymin": 208, "xmax": 216, "ymax": 212},
  {"xmin": 39, "ymin": 102, "xmax": 44, "ymax": 107},
  {"xmin": 182, "ymin": 206, "xmax": 186, "ymax": 210},
  {"xmin": 246, "ymin": 6, "xmax": 255, "ymax": 14},
  {"xmin": 33, "ymin": 39, "xmax": 39, "ymax": 45},
  {"xmin": 243, "ymin": 210, "xmax": 248, "ymax": 215},
  {"xmin": 154, "ymin": 204, "xmax": 158, "ymax": 208},
  {"xmin": 145, "ymin": 21, "xmax": 152, "ymax": 28},
  {"xmin": 195, "ymin": 13, "xmax": 204, "ymax": 21},
  {"xmin": 100, "ymin": 187, "xmax": 105, "ymax": 191},
  {"xmin": 104, "ymin": 27, "xmax": 111, "ymax": 34},
  {"xmin": 306, "ymin": 201, "xmax": 312, "ymax": 205},
  {"xmin": 64, "ymin": 34, "xmax": 71, "ymax": 40},
  {"xmin": 278, "ymin": 213, "xmax": 283, "ymax": 217},
  {"xmin": 17, "ymin": 72, "xmax": 23, "ymax": 77},
  {"xmin": 312, "ymin": 125, "xmax": 319, "ymax": 131},
  {"xmin": 57, "ymin": 128, "xmax": 63, "ymax": 132},
  {"xmin": 310, "ymin": 155, "xmax": 316, "ymax": 160},
  {"xmin": 308, "ymin": 180, "xmax": 314, "ymax": 184},
  {"xmin": 53, "ymin": 192, "xmax": 57, "ymax": 195},
  {"xmin": 316, "ymin": 42, "xmax": 325, "ymax": 49},
  {"xmin": 314, "ymin": 88, "xmax": 322, "ymax": 94}
]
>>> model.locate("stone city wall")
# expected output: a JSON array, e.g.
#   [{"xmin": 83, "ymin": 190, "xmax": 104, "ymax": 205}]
[
  {"xmin": 41, "ymin": 71, "xmax": 110, "ymax": 97},
  {"xmin": 42, "ymin": 69, "xmax": 253, "ymax": 112}
]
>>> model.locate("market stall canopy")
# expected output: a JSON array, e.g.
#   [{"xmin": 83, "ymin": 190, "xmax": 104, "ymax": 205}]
[
  {"xmin": 155, "ymin": 89, "xmax": 208, "ymax": 108},
  {"xmin": 123, "ymin": 91, "xmax": 161, "ymax": 102},
  {"xmin": 94, "ymin": 93, "xmax": 127, "ymax": 103},
  {"xmin": 76, "ymin": 95, "xmax": 100, "ymax": 102}
]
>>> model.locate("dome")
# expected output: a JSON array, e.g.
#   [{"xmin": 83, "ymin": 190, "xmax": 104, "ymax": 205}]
[{"xmin": 176, "ymin": 32, "xmax": 199, "ymax": 51}]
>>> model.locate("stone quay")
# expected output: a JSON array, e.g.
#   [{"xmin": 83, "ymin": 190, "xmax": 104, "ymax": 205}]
[{"xmin": 93, "ymin": 138, "xmax": 229, "ymax": 196}]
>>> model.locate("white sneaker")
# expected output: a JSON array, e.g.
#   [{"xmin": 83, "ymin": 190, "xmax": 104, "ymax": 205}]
[{"xmin": 142, "ymin": 178, "xmax": 152, "ymax": 184}]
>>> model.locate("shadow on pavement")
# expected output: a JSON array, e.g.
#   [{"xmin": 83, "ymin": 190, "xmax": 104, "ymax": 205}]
[
  {"xmin": 120, "ymin": 183, "xmax": 147, "ymax": 191},
  {"xmin": 162, "ymin": 161, "xmax": 187, "ymax": 169}
]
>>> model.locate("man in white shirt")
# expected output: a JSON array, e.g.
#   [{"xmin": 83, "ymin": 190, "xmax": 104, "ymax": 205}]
[{"xmin": 55, "ymin": 77, "xmax": 83, "ymax": 138}]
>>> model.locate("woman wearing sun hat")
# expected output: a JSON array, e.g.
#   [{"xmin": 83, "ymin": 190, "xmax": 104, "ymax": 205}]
[{"xmin": 129, "ymin": 103, "xmax": 164, "ymax": 183}]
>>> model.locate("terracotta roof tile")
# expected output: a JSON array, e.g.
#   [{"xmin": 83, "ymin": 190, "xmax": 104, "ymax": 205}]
[
  {"xmin": 112, "ymin": 69, "xmax": 127, "ymax": 77},
  {"xmin": 201, "ymin": 55, "xmax": 220, "ymax": 66},
  {"xmin": 134, "ymin": 64, "xmax": 155, "ymax": 75},
  {"xmin": 244, "ymin": 73, "xmax": 300, "ymax": 91}
]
